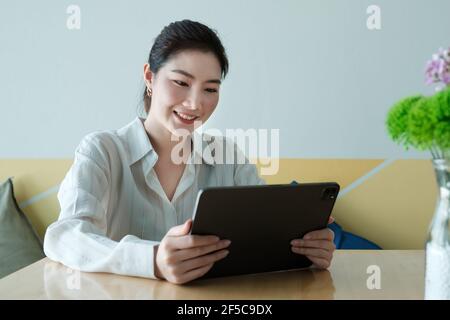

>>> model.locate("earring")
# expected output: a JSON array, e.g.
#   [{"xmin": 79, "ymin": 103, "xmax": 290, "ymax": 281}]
[{"xmin": 146, "ymin": 87, "xmax": 152, "ymax": 97}]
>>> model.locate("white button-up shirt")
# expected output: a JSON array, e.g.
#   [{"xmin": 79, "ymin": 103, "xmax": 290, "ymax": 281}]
[{"xmin": 44, "ymin": 117, "xmax": 265, "ymax": 279}]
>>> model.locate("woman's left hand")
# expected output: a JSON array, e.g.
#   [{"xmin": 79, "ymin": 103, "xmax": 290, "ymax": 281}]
[{"xmin": 290, "ymin": 216, "xmax": 336, "ymax": 269}]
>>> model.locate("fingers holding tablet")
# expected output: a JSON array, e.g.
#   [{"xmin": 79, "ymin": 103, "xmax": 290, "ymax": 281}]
[
  {"xmin": 155, "ymin": 219, "xmax": 231, "ymax": 284},
  {"xmin": 172, "ymin": 239, "xmax": 231, "ymax": 262},
  {"xmin": 290, "ymin": 227, "xmax": 336, "ymax": 270},
  {"xmin": 178, "ymin": 248, "xmax": 230, "ymax": 274},
  {"xmin": 303, "ymin": 227, "xmax": 335, "ymax": 242}
]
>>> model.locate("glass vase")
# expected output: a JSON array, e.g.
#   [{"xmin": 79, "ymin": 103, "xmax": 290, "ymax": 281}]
[{"xmin": 425, "ymin": 159, "xmax": 450, "ymax": 300}]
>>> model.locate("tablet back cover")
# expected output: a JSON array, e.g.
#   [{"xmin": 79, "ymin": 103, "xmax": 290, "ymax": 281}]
[{"xmin": 191, "ymin": 182, "xmax": 340, "ymax": 279}]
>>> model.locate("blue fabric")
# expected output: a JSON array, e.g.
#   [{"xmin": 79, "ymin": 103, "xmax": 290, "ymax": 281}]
[
  {"xmin": 328, "ymin": 222, "xmax": 381, "ymax": 250},
  {"xmin": 290, "ymin": 180, "xmax": 381, "ymax": 250}
]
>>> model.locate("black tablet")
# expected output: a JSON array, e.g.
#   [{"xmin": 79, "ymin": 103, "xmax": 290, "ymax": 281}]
[{"xmin": 191, "ymin": 182, "xmax": 340, "ymax": 279}]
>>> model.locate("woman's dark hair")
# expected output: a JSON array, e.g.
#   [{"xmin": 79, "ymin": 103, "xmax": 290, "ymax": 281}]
[{"xmin": 142, "ymin": 19, "xmax": 229, "ymax": 114}]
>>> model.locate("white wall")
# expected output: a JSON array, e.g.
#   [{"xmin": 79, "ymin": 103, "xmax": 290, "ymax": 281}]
[{"xmin": 1, "ymin": 0, "xmax": 448, "ymax": 158}]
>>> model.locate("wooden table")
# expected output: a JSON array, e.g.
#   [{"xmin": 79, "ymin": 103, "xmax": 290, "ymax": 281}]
[{"xmin": 0, "ymin": 250, "xmax": 424, "ymax": 300}]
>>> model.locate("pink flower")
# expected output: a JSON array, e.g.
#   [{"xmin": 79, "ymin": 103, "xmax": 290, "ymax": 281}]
[{"xmin": 425, "ymin": 47, "xmax": 450, "ymax": 90}]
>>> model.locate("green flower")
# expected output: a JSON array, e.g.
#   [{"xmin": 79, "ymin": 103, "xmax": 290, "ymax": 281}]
[
  {"xmin": 430, "ymin": 88, "xmax": 450, "ymax": 150},
  {"xmin": 386, "ymin": 95, "xmax": 422, "ymax": 150},
  {"xmin": 430, "ymin": 87, "xmax": 450, "ymax": 120},
  {"xmin": 386, "ymin": 87, "xmax": 450, "ymax": 156},
  {"xmin": 408, "ymin": 97, "xmax": 436, "ymax": 150},
  {"xmin": 435, "ymin": 122, "xmax": 450, "ymax": 150}
]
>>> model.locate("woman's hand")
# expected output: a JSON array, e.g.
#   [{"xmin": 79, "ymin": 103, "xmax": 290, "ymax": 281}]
[
  {"xmin": 290, "ymin": 216, "xmax": 336, "ymax": 269},
  {"xmin": 154, "ymin": 219, "xmax": 231, "ymax": 284}
]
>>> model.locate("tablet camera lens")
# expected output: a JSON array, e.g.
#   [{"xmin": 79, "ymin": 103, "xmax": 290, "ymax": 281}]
[{"xmin": 322, "ymin": 187, "xmax": 337, "ymax": 200}]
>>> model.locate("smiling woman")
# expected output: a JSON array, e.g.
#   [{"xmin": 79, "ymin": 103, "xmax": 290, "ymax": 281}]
[
  {"xmin": 142, "ymin": 20, "xmax": 228, "ymax": 116},
  {"xmin": 144, "ymin": 50, "xmax": 222, "ymax": 132},
  {"xmin": 43, "ymin": 19, "xmax": 336, "ymax": 285}
]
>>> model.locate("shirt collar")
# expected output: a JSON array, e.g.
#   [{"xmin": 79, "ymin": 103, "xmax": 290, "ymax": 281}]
[
  {"xmin": 117, "ymin": 117, "xmax": 153, "ymax": 166},
  {"xmin": 117, "ymin": 117, "xmax": 215, "ymax": 167}
]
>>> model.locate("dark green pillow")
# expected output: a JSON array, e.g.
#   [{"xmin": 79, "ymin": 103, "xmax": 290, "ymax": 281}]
[{"xmin": 0, "ymin": 178, "xmax": 45, "ymax": 278}]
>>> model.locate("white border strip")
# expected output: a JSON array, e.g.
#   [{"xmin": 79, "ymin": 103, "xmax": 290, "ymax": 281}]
[
  {"xmin": 338, "ymin": 158, "xmax": 396, "ymax": 198},
  {"xmin": 19, "ymin": 184, "xmax": 60, "ymax": 209},
  {"xmin": 15, "ymin": 159, "xmax": 396, "ymax": 208}
]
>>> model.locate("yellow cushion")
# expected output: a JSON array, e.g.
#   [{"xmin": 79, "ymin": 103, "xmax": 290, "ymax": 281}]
[{"xmin": 0, "ymin": 159, "xmax": 436, "ymax": 249}]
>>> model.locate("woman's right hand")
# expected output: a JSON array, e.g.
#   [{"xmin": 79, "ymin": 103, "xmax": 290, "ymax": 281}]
[{"xmin": 154, "ymin": 219, "xmax": 231, "ymax": 284}]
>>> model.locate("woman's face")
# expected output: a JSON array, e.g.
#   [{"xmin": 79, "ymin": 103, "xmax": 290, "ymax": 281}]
[{"xmin": 144, "ymin": 50, "xmax": 222, "ymax": 136}]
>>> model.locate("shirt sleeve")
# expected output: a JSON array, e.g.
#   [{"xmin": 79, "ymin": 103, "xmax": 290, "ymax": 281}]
[
  {"xmin": 231, "ymin": 140, "xmax": 267, "ymax": 186},
  {"xmin": 43, "ymin": 134, "xmax": 160, "ymax": 279}
]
